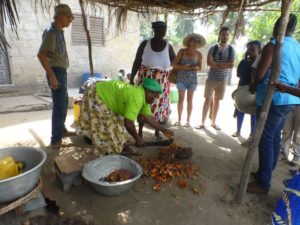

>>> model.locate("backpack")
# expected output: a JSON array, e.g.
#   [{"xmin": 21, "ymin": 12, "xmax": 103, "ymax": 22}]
[{"xmin": 212, "ymin": 44, "xmax": 233, "ymax": 60}]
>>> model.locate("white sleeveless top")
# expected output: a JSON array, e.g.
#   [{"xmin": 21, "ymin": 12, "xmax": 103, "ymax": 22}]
[{"xmin": 141, "ymin": 40, "xmax": 171, "ymax": 70}]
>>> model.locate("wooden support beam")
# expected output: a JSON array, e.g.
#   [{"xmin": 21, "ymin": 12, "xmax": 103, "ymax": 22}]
[
  {"xmin": 79, "ymin": 0, "xmax": 94, "ymax": 76},
  {"xmin": 234, "ymin": 0, "xmax": 293, "ymax": 204}
]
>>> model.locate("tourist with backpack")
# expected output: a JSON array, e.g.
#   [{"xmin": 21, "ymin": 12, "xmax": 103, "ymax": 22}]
[{"xmin": 195, "ymin": 27, "xmax": 235, "ymax": 130}]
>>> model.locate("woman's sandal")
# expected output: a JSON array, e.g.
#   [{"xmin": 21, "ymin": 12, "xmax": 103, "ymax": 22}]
[
  {"xmin": 183, "ymin": 122, "xmax": 190, "ymax": 128},
  {"xmin": 211, "ymin": 124, "xmax": 221, "ymax": 130},
  {"xmin": 194, "ymin": 125, "xmax": 205, "ymax": 130},
  {"xmin": 174, "ymin": 121, "xmax": 181, "ymax": 126}
]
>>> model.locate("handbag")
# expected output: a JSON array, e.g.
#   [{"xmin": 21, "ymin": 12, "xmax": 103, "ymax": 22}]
[{"xmin": 168, "ymin": 49, "xmax": 184, "ymax": 84}]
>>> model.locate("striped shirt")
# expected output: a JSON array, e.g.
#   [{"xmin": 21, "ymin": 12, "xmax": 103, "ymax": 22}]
[{"xmin": 207, "ymin": 45, "xmax": 235, "ymax": 81}]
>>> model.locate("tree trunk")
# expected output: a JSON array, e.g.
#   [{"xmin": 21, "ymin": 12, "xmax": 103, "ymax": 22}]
[
  {"xmin": 234, "ymin": 0, "xmax": 293, "ymax": 204},
  {"xmin": 79, "ymin": 0, "xmax": 94, "ymax": 76}
]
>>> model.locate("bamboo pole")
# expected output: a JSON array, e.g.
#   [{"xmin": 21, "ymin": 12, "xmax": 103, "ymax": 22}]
[
  {"xmin": 234, "ymin": 0, "xmax": 293, "ymax": 204},
  {"xmin": 79, "ymin": 0, "xmax": 94, "ymax": 76}
]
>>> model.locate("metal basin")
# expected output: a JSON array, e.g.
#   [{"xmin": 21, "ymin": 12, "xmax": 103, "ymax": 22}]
[
  {"xmin": 232, "ymin": 85, "xmax": 256, "ymax": 115},
  {"xmin": 0, "ymin": 147, "xmax": 47, "ymax": 203},
  {"xmin": 82, "ymin": 155, "xmax": 143, "ymax": 196}
]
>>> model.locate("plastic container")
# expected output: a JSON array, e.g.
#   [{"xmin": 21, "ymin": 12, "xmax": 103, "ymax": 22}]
[
  {"xmin": 73, "ymin": 96, "xmax": 82, "ymax": 123},
  {"xmin": 0, "ymin": 147, "xmax": 47, "ymax": 203},
  {"xmin": 0, "ymin": 156, "xmax": 23, "ymax": 180},
  {"xmin": 82, "ymin": 72, "xmax": 103, "ymax": 83},
  {"xmin": 170, "ymin": 86, "xmax": 178, "ymax": 103}
]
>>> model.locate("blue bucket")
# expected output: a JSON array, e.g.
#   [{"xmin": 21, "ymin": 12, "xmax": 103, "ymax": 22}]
[{"xmin": 82, "ymin": 72, "xmax": 103, "ymax": 83}]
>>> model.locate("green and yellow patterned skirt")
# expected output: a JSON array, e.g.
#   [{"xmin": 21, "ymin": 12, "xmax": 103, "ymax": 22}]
[{"xmin": 76, "ymin": 83, "xmax": 128, "ymax": 154}]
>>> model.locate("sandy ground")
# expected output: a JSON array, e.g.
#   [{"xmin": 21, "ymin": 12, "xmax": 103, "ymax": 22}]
[{"xmin": 0, "ymin": 84, "xmax": 292, "ymax": 225}]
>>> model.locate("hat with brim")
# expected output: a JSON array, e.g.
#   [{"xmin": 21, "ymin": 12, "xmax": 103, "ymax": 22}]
[
  {"xmin": 183, "ymin": 33, "xmax": 206, "ymax": 49},
  {"xmin": 54, "ymin": 4, "xmax": 74, "ymax": 20},
  {"xmin": 142, "ymin": 78, "xmax": 162, "ymax": 94}
]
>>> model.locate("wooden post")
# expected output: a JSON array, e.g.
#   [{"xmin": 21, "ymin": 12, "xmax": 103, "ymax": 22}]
[
  {"xmin": 79, "ymin": 0, "xmax": 94, "ymax": 76},
  {"xmin": 234, "ymin": 0, "xmax": 293, "ymax": 204}
]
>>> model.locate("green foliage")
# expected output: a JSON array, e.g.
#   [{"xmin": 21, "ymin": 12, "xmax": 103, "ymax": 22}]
[
  {"xmin": 245, "ymin": 0, "xmax": 300, "ymax": 44},
  {"xmin": 205, "ymin": 33, "xmax": 218, "ymax": 45},
  {"xmin": 140, "ymin": 20, "xmax": 152, "ymax": 41},
  {"xmin": 175, "ymin": 14, "xmax": 194, "ymax": 38}
]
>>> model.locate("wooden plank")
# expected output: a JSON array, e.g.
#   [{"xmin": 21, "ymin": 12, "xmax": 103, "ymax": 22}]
[{"xmin": 0, "ymin": 179, "xmax": 42, "ymax": 216}]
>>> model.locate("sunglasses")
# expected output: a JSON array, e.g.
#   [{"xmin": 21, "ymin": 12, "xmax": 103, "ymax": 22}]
[{"xmin": 191, "ymin": 37, "xmax": 201, "ymax": 42}]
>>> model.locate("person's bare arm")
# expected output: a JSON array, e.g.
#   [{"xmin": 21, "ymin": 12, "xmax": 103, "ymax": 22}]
[
  {"xmin": 142, "ymin": 115, "xmax": 174, "ymax": 138},
  {"xmin": 130, "ymin": 41, "xmax": 147, "ymax": 84},
  {"xmin": 207, "ymin": 52, "xmax": 223, "ymax": 70},
  {"xmin": 172, "ymin": 49, "xmax": 186, "ymax": 70},
  {"xmin": 169, "ymin": 44, "xmax": 176, "ymax": 64},
  {"xmin": 254, "ymin": 43, "xmax": 274, "ymax": 84},
  {"xmin": 273, "ymin": 81, "xmax": 300, "ymax": 97},
  {"xmin": 124, "ymin": 118, "xmax": 144, "ymax": 146},
  {"xmin": 216, "ymin": 61, "xmax": 234, "ymax": 69},
  {"xmin": 37, "ymin": 51, "xmax": 59, "ymax": 89}
]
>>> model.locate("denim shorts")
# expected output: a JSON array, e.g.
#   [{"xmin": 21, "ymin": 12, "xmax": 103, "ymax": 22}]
[{"xmin": 176, "ymin": 82, "xmax": 197, "ymax": 91}]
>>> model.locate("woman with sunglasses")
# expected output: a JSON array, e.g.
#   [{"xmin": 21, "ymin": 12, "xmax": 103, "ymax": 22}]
[{"xmin": 172, "ymin": 33, "xmax": 205, "ymax": 127}]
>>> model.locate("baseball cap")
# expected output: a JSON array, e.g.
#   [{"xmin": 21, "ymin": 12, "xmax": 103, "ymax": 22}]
[{"xmin": 54, "ymin": 4, "xmax": 74, "ymax": 19}]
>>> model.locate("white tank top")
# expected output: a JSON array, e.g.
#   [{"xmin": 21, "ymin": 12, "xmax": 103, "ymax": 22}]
[{"xmin": 141, "ymin": 40, "xmax": 171, "ymax": 70}]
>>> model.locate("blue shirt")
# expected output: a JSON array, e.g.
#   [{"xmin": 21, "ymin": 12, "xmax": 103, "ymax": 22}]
[{"xmin": 256, "ymin": 36, "xmax": 300, "ymax": 106}]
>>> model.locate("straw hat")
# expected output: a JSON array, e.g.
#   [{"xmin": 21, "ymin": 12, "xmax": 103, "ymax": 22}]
[{"xmin": 183, "ymin": 33, "xmax": 206, "ymax": 49}]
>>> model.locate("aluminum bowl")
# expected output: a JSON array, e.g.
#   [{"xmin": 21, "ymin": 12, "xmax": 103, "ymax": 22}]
[
  {"xmin": 82, "ymin": 155, "xmax": 143, "ymax": 196},
  {"xmin": 232, "ymin": 85, "xmax": 257, "ymax": 115},
  {"xmin": 0, "ymin": 147, "xmax": 47, "ymax": 203}
]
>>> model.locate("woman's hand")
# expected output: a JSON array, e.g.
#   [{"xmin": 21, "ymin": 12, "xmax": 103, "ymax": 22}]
[{"xmin": 161, "ymin": 129, "xmax": 174, "ymax": 139}]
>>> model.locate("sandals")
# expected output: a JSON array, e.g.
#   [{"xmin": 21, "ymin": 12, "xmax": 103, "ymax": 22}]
[
  {"xmin": 183, "ymin": 122, "xmax": 190, "ymax": 128},
  {"xmin": 175, "ymin": 121, "xmax": 190, "ymax": 128},
  {"xmin": 232, "ymin": 132, "xmax": 240, "ymax": 137},
  {"xmin": 174, "ymin": 121, "xmax": 181, "ymax": 126},
  {"xmin": 194, "ymin": 125, "xmax": 205, "ymax": 130},
  {"xmin": 211, "ymin": 124, "xmax": 221, "ymax": 130}
]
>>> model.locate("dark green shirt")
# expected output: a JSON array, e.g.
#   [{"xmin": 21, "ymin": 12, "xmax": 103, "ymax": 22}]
[{"xmin": 38, "ymin": 22, "xmax": 69, "ymax": 69}]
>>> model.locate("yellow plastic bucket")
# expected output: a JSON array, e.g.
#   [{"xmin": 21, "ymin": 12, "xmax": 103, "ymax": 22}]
[
  {"xmin": 0, "ymin": 156, "xmax": 23, "ymax": 180},
  {"xmin": 73, "ymin": 96, "xmax": 82, "ymax": 123},
  {"xmin": 73, "ymin": 103, "xmax": 81, "ymax": 122}
]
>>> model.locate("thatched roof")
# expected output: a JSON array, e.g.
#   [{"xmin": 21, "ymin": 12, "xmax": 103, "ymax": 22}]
[
  {"xmin": 0, "ymin": 0, "xmax": 18, "ymax": 51},
  {"xmin": 86, "ymin": 0, "xmax": 278, "ymax": 14},
  {"xmin": 1, "ymin": 0, "xmax": 278, "ymax": 50}
]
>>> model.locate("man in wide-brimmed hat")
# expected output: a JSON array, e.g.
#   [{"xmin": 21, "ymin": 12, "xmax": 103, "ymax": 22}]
[{"xmin": 196, "ymin": 27, "xmax": 235, "ymax": 131}]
